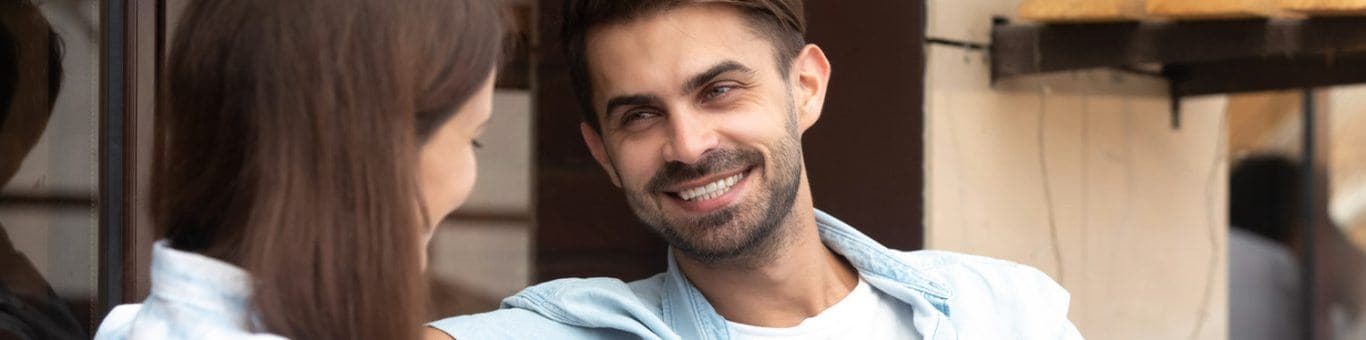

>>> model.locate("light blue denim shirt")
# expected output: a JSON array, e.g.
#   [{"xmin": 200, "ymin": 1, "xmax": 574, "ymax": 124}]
[
  {"xmin": 430, "ymin": 209, "xmax": 1083, "ymax": 339},
  {"xmin": 94, "ymin": 241, "xmax": 284, "ymax": 340}
]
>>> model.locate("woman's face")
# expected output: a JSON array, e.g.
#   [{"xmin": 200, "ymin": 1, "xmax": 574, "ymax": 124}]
[{"xmin": 418, "ymin": 73, "xmax": 496, "ymax": 243}]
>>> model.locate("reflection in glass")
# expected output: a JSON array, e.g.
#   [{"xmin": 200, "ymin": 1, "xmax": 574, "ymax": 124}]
[{"xmin": 0, "ymin": 1, "xmax": 97, "ymax": 338}]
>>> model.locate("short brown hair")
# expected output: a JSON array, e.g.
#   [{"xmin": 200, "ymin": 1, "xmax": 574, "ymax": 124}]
[
  {"xmin": 157, "ymin": 0, "xmax": 501, "ymax": 338},
  {"xmin": 562, "ymin": 0, "xmax": 806, "ymax": 131}
]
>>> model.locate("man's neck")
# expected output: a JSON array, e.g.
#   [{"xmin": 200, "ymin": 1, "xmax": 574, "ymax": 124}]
[{"xmin": 673, "ymin": 200, "xmax": 860, "ymax": 328}]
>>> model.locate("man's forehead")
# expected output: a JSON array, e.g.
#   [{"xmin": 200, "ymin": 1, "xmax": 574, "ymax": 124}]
[{"xmin": 583, "ymin": 5, "xmax": 773, "ymax": 101}]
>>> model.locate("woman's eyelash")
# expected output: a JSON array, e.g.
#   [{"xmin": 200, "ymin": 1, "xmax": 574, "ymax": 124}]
[{"xmin": 472, "ymin": 139, "xmax": 484, "ymax": 149}]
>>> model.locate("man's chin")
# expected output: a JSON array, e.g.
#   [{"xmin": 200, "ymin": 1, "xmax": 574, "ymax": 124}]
[
  {"xmin": 669, "ymin": 236, "xmax": 753, "ymax": 262},
  {"xmin": 666, "ymin": 207, "xmax": 737, "ymax": 230},
  {"xmin": 658, "ymin": 217, "xmax": 775, "ymax": 262}
]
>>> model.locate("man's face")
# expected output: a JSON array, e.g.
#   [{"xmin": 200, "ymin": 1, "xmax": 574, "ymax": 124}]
[{"xmin": 582, "ymin": 5, "xmax": 819, "ymax": 262}]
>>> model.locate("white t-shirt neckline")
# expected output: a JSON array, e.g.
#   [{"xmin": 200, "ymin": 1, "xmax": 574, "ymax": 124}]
[
  {"xmin": 725, "ymin": 277, "xmax": 921, "ymax": 340},
  {"xmin": 725, "ymin": 278, "xmax": 877, "ymax": 337}
]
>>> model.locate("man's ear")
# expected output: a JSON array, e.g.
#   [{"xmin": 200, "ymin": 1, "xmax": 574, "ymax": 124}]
[
  {"xmin": 792, "ymin": 44, "xmax": 831, "ymax": 134},
  {"xmin": 580, "ymin": 122, "xmax": 622, "ymax": 187}
]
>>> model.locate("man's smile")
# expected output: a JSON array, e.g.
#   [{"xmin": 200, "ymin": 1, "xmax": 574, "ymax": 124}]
[
  {"xmin": 661, "ymin": 166, "xmax": 756, "ymax": 214},
  {"xmin": 676, "ymin": 172, "xmax": 743, "ymax": 201}
]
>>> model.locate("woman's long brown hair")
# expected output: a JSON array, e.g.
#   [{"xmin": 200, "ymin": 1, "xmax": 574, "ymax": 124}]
[{"xmin": 153, "ymin": 0, "xmax": 501, "ymax": 338}]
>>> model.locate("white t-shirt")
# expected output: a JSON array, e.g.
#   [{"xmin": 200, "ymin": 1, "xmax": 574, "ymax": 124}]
[{"xmin": 726, "ymin": 278, "xmax": 921, "ymax": 340}]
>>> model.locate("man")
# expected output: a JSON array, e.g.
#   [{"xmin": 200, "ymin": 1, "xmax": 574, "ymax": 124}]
[{"xmin": 428, "ymin": 1, "xmax": 1081, "ymax": 339}]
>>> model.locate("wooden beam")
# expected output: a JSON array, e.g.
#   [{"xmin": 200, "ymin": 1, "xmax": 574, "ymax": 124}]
[
  {"xmin": 1147, "ymin": 0, "xmax": 1289, "ymax": 19},
  {"xmin": 991, "ymin": 18, "xmax": 1366, "ymax": 88},
  {"xmin": 1166, "ymin": 53, "xmax": 1366, "ymax": 96},
  {"xmin": 1018, "ymin": 0, "xmax": 1145, "ymax": 23},
  {"xmin": 1282, "ymin": 0, "xmax": 1366, "ymax": 15}
]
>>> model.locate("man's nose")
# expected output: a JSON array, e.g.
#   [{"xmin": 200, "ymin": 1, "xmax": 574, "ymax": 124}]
[{"xmin": 662, "ymin": 109, "xmax": 718, "ymax": 165}]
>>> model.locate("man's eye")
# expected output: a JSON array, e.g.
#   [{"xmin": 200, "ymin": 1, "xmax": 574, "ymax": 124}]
[
  {"xmin": 623, "ymin": 111, "xmax": 658, "ymax": 124},
  {"xmin": 704, "ymin": 85, "xmax": 735, "ymax": 100}
]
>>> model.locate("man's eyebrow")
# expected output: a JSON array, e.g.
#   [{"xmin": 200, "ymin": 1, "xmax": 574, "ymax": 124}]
[
  {"xmin": 603, "ymin": 93, "xmax": 663, "ymax": 121},
  {"xmin": 681, "ymin": 60, "xmax": 753, "ymax": 95},
  {"xmin": 599, "ymin": 61, "xmax": 751, "ymax": 122}
]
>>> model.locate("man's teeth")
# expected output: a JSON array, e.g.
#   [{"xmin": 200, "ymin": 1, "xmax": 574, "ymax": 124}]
[{"xmin": 678, "ymin": 173, "xmax": 743, "ymax": 201}]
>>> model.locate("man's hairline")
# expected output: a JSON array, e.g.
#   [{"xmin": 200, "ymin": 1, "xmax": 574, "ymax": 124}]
[{"xmin": 579, "ymin": 4, "xmax": 803, "ymax": 134}]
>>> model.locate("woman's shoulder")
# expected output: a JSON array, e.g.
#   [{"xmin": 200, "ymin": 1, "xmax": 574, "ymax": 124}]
[
  {"xmin": 93, "ymin": 242, "xmax": 284, "ymax": 339},
  {"xmin": 92, "ymin": 304, "xmax": 141, "ymax": 340},
  {"xmin": 93, "ymin": 302, "xmax": 286, "ymax": 340}
]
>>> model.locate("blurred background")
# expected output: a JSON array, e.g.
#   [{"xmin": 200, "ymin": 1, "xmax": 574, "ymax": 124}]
[{"xmin": 0, "ymin": 0, "xmax": 1362, "ymax": 339}]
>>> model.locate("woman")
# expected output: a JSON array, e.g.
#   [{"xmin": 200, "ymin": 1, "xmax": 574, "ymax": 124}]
[{"xmin": 94, "ymin": 0, "xmax": 501, "ymax": 338}]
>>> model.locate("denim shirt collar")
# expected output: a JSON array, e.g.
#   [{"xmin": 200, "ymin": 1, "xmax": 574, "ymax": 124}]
[
  {"xmin": 148, "ymin": 241, "xmax": 258, "ymax": 328},
  {"xmin": 658, "ymin": 209, "xmax": 957, "ymax": 340}
]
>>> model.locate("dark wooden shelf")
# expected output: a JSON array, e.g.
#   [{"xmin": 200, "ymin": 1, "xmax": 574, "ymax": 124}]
[{"xmin": 991, "ymin": 18, "xmax": 1366, "ymax": 97}]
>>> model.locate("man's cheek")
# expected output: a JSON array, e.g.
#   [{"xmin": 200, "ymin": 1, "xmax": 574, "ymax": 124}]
[
  {"xmin": 619, "ymin": 155, "xmax": 655, "ymax": 188},
  {"xmin": 631, "ymin": 169, "xmax": 655, "ymax": 193}
]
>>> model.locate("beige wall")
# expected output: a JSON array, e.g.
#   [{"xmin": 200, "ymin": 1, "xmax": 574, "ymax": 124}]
[
  {"xmin": 1325, "ymin": 86, "xmax": 1366, "ymax": 247},
  {"xmin": 925, "ymin": 1, "xmax": 1228, "ymax": 339}
]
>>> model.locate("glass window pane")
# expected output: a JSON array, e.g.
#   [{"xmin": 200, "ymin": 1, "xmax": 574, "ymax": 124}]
[{"xmin": 1, "ymin": 0, "xmax": 101, "ymax": 336}]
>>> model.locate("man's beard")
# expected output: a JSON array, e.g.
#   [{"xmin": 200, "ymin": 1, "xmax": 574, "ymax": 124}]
[{"xmin": 620, "ymin": 131, "xmax": 803, "ymax": 265}]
